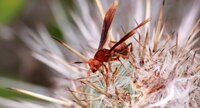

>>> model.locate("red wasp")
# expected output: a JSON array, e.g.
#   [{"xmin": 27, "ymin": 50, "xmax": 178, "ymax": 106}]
[
  {"xmin": 55, "ymin": 0, "xmax": 150, "ymax": 91},
  {"xmin": 76, "ymin": 1, "xmax": 150, "ymax": 86}
]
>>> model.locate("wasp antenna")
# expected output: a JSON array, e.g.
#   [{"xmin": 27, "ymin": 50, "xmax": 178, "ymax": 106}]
[
  {"xmin": 74, "ymin": 61, "xmax": 88, "ymax": 64},
  {"xmin": 74, "ymin": 61, "xmax": 83, "ymax": 64}
]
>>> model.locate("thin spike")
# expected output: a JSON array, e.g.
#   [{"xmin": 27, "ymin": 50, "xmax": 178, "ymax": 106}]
[
  {"xmin": 66, "ymin": 87, "xmax": 88, "ymax": 107},
  {"xmin": 111, "ymin": 67, "xmax": 120, "ymax": 84},
  {"xmin": 161, "ymin": 34, "xmax": 171, "ymax": 48},
  {"xmin": 181, "ymin": 19, "xmax": 200, "ymax": 50},
  {"xmin": 9, "ymin": 88, "xmax": 74, "ymax": 108},
  {"xmin": 67, "ymin": 89, "xmax": 98, "ymax": 97},
  {"xmin": 133, "ymin": 36, "xmax": 145, "ymax": 48},
  {"xmin": 132, "ymin": 19, "xmax": 145, "ymax": 48},
  {"xmin": 53, "ymin": 37, "xmax": 88, "ymax": 61},
  {"xmin": 158, "ymin": 24, "xmax": 165, "ymax": 41},
  {"xmin": 195, "ymin": 64, "xmax": 200, "ymax": 72},
  {"xmin": 145, "ymin": 0, "xmax": 151, "ymax": 33},
  {"xmin": 153, "ymin": 0, "xmax": 164, "ymax": 52},
  {"xmin": 95, "ymin": 0, "xmax": 104, "ymax": 19},
  {"xmin": 149, "ymin": 47, "xmax": 152, "ymax": 57},
  {"xmin": 110, "ymin": 18, "xmax": 150, "ymax": 51},
  {"xmin": 191, "ymin": 51, "xmax": 196, "ymax": 65},
  {"xmin": 118, "ymin": 58, "xmax": 129, "ymax": 73},
  {"xmin": 141, "ymin": 32, "xmax": 149, "ymax": 65},
  {"xmin": 85, "ymin": 80, "xmax": 111, "ymax": 97},
  {"xmin": 192, "ymin": 47, "xmax": 200, "ymax": 52},
  {"xmin": 43, "ymin": 49, "xmax": 80, "ymax": 73},
  {"xmin": 175, "ymin": 34, "xmax": 179, "ymax": 54},
  {"xmin": 138, "ymin": 34, "xmax": 142, "ymax": 63}
]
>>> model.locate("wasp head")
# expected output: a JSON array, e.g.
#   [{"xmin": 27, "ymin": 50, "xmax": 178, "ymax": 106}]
[{"xmin": 88, "ymin": 59, "xmax": 102, "ymax": 72}]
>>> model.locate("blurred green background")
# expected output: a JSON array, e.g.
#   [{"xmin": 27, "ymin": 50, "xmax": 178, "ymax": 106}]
[
  {"xmin": 0, "ymin": 0, "xmax": 74, "ymax": 84},
  {"xmin": 0, "ymin": 0, "xmax": 75, "ymax": 100},
  {"xmin": 0, "ymin": 0, "xmax": 25, "ymax": 25}
]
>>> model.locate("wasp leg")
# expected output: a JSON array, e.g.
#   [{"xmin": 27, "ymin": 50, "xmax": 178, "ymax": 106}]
[
  {"xmin": 117, "ymin": 42, "xmax": 133, "ymax": 59},
  {"xmin": 103, "ymin": 64, "xmax": 109, "ymax": 93},
  {"xmin": 119, "ymin": 42, "xmax": 133, "ymax": 53},
  {"xmin": 87, "ymin": 69, "xmax": 91, "ymax": 77},
  {"xmin": 111, "ymin": 55, "xmax": 120, "ymax": 61}
]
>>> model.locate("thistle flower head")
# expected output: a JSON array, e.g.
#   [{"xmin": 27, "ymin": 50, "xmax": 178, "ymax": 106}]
[{"xmin": 3, "ymin": 0, "xmax": 200, "ymax": 108}]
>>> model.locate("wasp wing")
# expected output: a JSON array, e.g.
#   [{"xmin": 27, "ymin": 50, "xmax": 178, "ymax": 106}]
[
  {"xmin": 110, "ymin": 18, "xmax": 150, "ymax": 51},
  {"xmin": 98, "ymin": 0, "xmax": 118, "ymax": 49}
]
